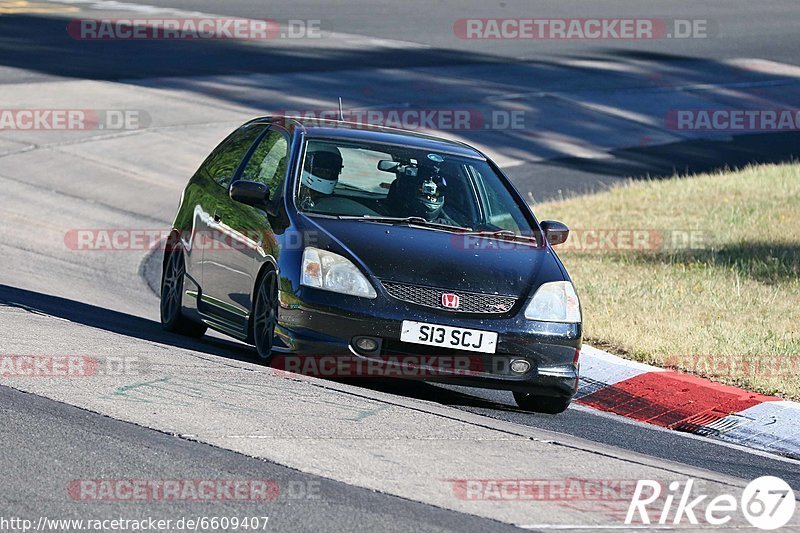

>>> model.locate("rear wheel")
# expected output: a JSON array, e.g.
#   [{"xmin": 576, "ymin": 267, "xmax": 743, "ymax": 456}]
[
  {"xmin": 513, "ymin": 391, "xmax": 571, "ymax": 414},
  {"xmin": 253, "ymin": 269, "xmax": 279, "ymax": 364},
  {"xmin": 160, "ymin": 245, "xmax": 207, "ymax": 338}
]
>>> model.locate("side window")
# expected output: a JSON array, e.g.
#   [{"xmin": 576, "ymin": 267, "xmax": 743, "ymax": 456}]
[
  {"xmin": 240, "ymin": 130, "xmax": 289, "ymax": 200},
  {"xmin": 200, "ymin": 123, "xmax": 268, "ymax": 188},
  {"xmin": 472, "ymin": 168, "xmax": 523, "ymax": 232}
]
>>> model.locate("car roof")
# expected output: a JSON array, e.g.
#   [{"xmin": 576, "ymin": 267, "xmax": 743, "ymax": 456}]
[{"xmin": 254, "ymin": 116, "xmax": 487, "ymax": 160}]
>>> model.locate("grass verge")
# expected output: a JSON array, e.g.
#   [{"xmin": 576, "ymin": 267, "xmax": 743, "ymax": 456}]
[{"xmin": 534, "ymin": 163, "xmax": 800, "ymax": 399}]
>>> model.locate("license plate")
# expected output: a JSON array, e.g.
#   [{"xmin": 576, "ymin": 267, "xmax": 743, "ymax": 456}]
[{"xmin": 400, "ymin": 321, "xmax": 498, "ymax": 354}]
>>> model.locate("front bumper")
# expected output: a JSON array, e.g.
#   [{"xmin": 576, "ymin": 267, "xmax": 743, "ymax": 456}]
[{"xmin": 275, "ymin": 287, "xmax": 581, "ymax": 398}]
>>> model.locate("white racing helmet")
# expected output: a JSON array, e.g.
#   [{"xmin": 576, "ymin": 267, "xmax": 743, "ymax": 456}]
[{"xmin": 301, "ymin": 144, "xmax": 343, "ymax": 195}]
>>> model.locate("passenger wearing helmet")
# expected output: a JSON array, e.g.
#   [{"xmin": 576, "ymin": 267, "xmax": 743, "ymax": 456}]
[{"xmin": 299, "ymin": 144, "xmax": 343, "ymax": 210}]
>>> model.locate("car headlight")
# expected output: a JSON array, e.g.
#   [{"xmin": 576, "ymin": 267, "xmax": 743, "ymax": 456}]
[
  {"xmin": 524, "ymin": 281, "xmax": 581, "ymax": 323},
  {"xmin": 301, "ymin": 247, "xmax": 377, "ymax": 299}
]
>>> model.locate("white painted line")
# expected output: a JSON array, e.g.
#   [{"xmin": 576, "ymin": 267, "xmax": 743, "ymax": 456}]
[
  {"xmin": 54, "ymin": 0, "xmax": 217, "ymax": 17},
  {"xmin": 518, "ymin": 525, "xmax": 754, "ymax": 530},
  {"xmin": 578, "ymin": 344, "xmax": 664, "ymax": 392},
  {"xmin": 581, "ymin": 345, "xmax": 666, "ymax": 374},
  {"xmin": 498, "ymin": 159, "xmax": 527, "ymax": 169},
  {"xmin": 726, "ymin": 58, "xmax": 800, "ymax": 78}
]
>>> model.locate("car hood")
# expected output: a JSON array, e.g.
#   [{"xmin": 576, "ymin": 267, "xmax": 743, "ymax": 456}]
[{"xmin": 305, "ymin": 217, "xmax": 564, "ymax": 297}]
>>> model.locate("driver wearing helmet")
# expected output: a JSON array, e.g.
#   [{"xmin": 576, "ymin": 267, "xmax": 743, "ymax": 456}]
[
  {"xmin": 390, "ymin": 169, "xmax": 457, "ymax": 225},
  {"xmin": 299, "ymin": 144, "xmax": 343, "ymax": 210}
]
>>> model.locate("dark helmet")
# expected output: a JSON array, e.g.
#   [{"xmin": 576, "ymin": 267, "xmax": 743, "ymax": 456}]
[{"xmin": 393, "ymin": 172, "xmax": 446, "ymax": 220}]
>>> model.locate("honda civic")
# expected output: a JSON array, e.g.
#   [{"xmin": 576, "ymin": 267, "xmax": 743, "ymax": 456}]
[{"xmin": 160, "ymin": 116, "xmax": 581, "ymax": 413}]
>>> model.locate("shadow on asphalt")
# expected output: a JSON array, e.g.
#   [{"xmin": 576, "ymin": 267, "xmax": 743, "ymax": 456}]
[
  {"xmin": 337, "ymin": 377, "xmax": 522, "ymax": 412},
  {"xmin": 538, "ymin": 132, "xmax": 800, "ymax": 184},
  {"xmin": 0, "ymin": 284, "xmax": 255, "ymax": 362},
  {"xmin": 2, "ymin": 15, "xmax": 800, "ymax": 200},
  {"xmin": 0, "ymin": 283, "xmax": 517, "ymax": 411},
  {"xmin": 0, "ymin": 14, "xmax": 502, "ymax": 80}
]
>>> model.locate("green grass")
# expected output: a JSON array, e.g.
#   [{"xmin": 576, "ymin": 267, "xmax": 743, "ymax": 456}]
[{"xmin": 533, "ymin": 163, "xmax": 800, "ymax": 399}]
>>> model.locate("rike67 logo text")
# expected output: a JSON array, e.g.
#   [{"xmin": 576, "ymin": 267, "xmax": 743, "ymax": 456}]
[{"xmin": 627, "ymin": 477, "xmax": 795, "ymax": 530}]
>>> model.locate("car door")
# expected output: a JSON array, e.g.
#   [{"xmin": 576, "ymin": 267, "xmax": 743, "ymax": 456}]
[
  {"xmin": 194, "ymin": 122, "xmax": 269, "ymax": 334},
  {"xmin": 226, "ymin": 126, "xmax": 291, "ymax": 314},
  {"xmin": 202, "ymin": 125, "xmax": 290, "ymax": 334}
]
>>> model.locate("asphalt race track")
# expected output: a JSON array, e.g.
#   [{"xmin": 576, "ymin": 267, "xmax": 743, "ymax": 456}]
[{"xmin": 1, "ymin": 1, "xmax": 799, "ymax": 531}]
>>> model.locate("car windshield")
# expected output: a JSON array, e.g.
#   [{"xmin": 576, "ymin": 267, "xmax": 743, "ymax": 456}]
[{"xmin": 296, "ymin": 139, "xmax": 534, "ymax": 234}]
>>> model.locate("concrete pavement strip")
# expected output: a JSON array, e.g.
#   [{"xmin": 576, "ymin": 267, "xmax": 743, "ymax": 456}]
[{"xmin": 1, "ymin": 301, "xmax": 786, "ymax": 529}]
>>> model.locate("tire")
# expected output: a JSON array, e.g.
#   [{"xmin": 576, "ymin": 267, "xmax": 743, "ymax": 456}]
[
  {"xmin": 252, "ymin": 269, "xmax": 279, "ymax": 364},
  {"xmin": 160, "ymin": 245, "xmax": 207, "ymax": 338},
  {"xmin": 513, "ymin": 391, "xmax": 571, "ymax": 414}
]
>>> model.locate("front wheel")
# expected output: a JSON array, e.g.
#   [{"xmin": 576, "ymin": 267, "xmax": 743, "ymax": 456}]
[
  {"xmin": 160, "ymin": 246, "xmax": 207, "ymax": 338},
  {"xmin": 253, "ymin": 269, "xmax": 279, "ymax": 364},
  {"xmin": 513, "ymin": 391, "xmax": 571, "ymax": 414}
]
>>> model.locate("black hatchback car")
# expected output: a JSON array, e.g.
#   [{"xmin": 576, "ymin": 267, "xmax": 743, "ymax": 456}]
[{"xmin": 161, "ymin": 117, "xmax": 582, "ymax": 413}]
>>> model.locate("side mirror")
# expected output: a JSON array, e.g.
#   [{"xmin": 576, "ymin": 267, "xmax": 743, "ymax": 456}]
[
  {"xmin": 230, "ymin": 180, "xmax": 270, "ymax": 208},
  {"xmin": 540, "ymin": 220, "xmax": 569, "ymax": 246}
]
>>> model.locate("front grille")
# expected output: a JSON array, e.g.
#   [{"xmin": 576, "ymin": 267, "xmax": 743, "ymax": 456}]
[{"xmin": 380, "ymin": 281, "xmax": 517, "ymax": 314}]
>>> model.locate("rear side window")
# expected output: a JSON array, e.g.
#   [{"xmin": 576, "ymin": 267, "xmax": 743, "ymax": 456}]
[
  {"xmin": 199, "ymin": 123, "xmax": 268, "ymax": 188},
  {"xmin": 240, "ymin": 129, "xmax": 289, "ymax": 200}
]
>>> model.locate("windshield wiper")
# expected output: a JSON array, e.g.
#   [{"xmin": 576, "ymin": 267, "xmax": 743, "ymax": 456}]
[
  {"xmin": 476, "ymin": 229, "xmax": 516, "ymax": 238},
  {"xmin": 467, "ymin": 229, "xmax": 540, "ymax": 243},
  {"xmin": 337, "ymin": 215, "xmax": 472, "ymax": 232}
]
